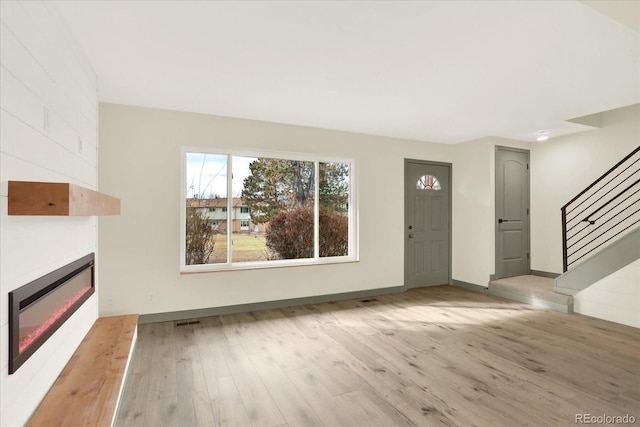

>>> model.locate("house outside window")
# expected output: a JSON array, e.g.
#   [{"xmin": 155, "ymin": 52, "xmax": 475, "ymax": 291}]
[{"xmin": 182, "ymin": 149, "xmax": 356, "ymax": 271}]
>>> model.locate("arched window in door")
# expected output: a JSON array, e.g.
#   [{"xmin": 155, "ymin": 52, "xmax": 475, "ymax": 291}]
[{"xmin": 416, "ymin": 175, "xmax": 441, "ymax": 190}]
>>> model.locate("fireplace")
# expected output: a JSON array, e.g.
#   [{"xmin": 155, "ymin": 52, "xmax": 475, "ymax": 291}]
[{"xmin": 8, "ymin": 253, "xmax": 95, "ymax": 374}]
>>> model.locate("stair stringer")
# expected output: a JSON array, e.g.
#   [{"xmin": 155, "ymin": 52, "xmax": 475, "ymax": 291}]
[{"xmin": 555, "ymin": 226, "xmax": 640, "ymax": 296}]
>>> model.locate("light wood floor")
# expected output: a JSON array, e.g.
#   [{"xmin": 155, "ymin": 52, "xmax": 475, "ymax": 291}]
[{"xmin": 117, "ymin": 286, "xmax": 640, "ymax": 427}]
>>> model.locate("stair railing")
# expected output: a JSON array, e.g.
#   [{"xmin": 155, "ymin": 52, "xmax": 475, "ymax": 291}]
[{"xmin": 561, "ymin": 146, "xmax": 640, "ymax": 272}]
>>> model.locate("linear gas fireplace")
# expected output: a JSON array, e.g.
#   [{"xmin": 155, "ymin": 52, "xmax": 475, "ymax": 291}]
[{"xmin": 9, "ymin": 253, "xmax": 95, "ymax": 374}]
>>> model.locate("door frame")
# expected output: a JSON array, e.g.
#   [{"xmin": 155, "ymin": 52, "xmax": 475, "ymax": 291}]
[
  {"xmin": 404, "ymin": 159, "xmax": 453, "ymax": 289},
  {"xmin": 494, "ymin": 146, "xmax": 531, "ymax": 279}
]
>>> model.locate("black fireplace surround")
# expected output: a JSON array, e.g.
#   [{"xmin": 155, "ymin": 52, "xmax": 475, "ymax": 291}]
[{"xmin": 8, "ymin": 253, "xmax": 95, "ymax": 374}]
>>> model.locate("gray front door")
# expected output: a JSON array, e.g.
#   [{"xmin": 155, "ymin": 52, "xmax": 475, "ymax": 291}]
[
  {"xmin": 405, "ymin": 160, "xmax": 451, "ymax": 288},
  {"xmin": 495, "ymin": 147, "xmax": 530, "ymax": 278}
]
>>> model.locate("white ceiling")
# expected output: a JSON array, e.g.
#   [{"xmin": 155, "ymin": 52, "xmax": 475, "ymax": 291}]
[{"xmin": 53, "ymin": 0, "xmax": 640, "ymax": 144}]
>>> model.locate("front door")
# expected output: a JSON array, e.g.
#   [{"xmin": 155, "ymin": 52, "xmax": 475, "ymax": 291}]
[
  {"xmin": 495, "ymin": 147, "xmax": 530, "ymax": 278},
  {"xmin": 405, "ymin": 160, "xmax": 451, "ymax": 288}
]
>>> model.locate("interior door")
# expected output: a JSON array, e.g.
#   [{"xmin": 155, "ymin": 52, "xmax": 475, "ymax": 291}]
[
  {"xmin": 405, "ymin": 160, "xmax": 451, "ymax": 288},
  {"xmin": 495, "ymin": 147, "xmax": 530, "ymax": 278}
]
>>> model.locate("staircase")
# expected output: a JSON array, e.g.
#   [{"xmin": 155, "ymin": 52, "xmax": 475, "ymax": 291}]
[
  {"xmin": 487, "ymin": 147, "xmax": 639, "ymax": 314},
  {"xmin": 556, "ymin": 146, "xmax": 640, "ymax": 295}
]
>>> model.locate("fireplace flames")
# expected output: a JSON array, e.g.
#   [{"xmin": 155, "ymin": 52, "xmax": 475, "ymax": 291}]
[{"xmin": 18, "ymin": 285, "xmax": 91, "ymax": 353}]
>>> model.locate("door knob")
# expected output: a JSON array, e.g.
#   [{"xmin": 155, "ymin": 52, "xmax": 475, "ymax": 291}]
[{"xmin": 408, "ymin": 234, "xmax": 414, "ymax": 238}]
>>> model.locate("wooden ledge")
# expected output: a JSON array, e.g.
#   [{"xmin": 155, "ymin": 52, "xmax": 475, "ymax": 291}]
[
  {"xmin": 8, "ymin": 181, "xmax": 120, "ymax": 216},
  {"xmin": 27, "ymin": 314, "xmax": 138, "ymax": 427}
]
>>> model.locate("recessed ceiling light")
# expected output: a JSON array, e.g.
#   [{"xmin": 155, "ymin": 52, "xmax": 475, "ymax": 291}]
[{"xmin": 535, "ymin": 130, "xmax": 549, "ymax": 142}]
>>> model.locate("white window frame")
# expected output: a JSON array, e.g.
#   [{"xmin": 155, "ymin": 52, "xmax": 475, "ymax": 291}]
[{"xmin": 180, "ymin": 147, "xmax": 358, "ymax": 272}]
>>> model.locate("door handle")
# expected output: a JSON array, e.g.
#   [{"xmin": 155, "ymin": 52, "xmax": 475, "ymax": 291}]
[{"xmin": 498, "ymin": 219, "xmax": 510, "ymax": 224}]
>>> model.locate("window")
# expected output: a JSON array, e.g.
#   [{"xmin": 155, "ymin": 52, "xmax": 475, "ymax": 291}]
[
  {"xmin": 417, "ymin": 175, "xmax": 441, "ymax": 190},
  {"xmin": 208, "ymin": 207, "xmax": 215, "ymax": 212},
  {"xmin": 182, "ymin": 149, "xmax": 356, "ymax": 271}
]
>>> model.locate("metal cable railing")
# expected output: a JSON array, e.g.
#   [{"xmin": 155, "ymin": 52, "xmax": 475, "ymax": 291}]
[{"xmin": 561, "ymin": 146, "xmax": 640, "ymax": 272}]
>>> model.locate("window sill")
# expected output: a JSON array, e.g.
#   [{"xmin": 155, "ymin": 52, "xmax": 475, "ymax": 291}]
[{"xmin": 180, "ymin": 257, "xmax": 358, "ymax": 274}]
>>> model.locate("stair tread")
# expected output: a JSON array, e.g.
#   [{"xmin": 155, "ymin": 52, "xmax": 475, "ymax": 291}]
[{"xmin": 489, "ymin": 275, "xmax": 573, "ymax": 305}]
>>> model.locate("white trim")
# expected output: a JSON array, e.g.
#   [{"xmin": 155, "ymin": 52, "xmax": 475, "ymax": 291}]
[
  {"xmin": 181, "ymin": 256, "xmax": 357, "ymax": 273},
  {"xmin": 181, "ymin": 145, "xmax": 352, "ymax": 164},
  {"xmin": 179, "ymin": 147, "xmax": 188, "ymax": 271},
  {"xmin": 348, "ymin": 160, "xmax": 357, "ymax": 260},
  {"xmin": 181, "ymin": 147, "xmax": 358, "ymax": 273},
  {"xmin": 314, "ymin": 160, "xmax": 320, "ymax": 261},
  {"xmin": 226, "ymin": 154, "xmax": 233, "ymax": 265},
  {"xmin": 110, "ymin": 326, "xmax": 137, "ymax": 426}
]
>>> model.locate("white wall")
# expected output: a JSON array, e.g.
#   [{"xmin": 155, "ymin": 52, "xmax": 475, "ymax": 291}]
[
  {"xmin": 452, "ymin": 137, "xmax": 493, "ymax": 286},
  {"xmin": 451, "ymin": 106, "xmax": 639, "ymax": 291},
  {"xmin": 98, "ymin": 105, "xmax": 639, "ymax": 321},
  {"xmin": 99, "ymin": 103, "xmax": 545, "ymax": 312},
  {"xmin": 530, "ymin": 104, "xmax": 640, "ymax": 274},
  {"xmin": 98, "ymin": 103, "xmax": 455, "ymax": 316},
  {"xmin": 452, "ymin": 136, "xmax": 530, "ymax": 286},
  {"xmin": 0, "ymin": 2, "xmax": 98, "ymax": 425},
  {"xmin": 573, "ymin": 259, "xmax": 640, "ymax": 328}
]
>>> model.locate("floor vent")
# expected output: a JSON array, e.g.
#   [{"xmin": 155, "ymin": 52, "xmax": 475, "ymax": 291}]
[
  {"xmin": 361, "ymin": 298, "xmax": 379, "ymax": 303},
  {"xmin": 176, "ymin": 320, "xmax": 201, "ymax": 327}
]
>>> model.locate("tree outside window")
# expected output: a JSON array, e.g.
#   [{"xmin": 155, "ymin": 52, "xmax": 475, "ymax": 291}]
[{"xmin": 183, "ymin": 150, "xmax": 354, "ymax": 270}]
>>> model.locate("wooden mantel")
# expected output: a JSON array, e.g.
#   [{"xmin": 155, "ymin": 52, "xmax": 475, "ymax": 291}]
[{"xmin": 8, "ymin": 181, "xmax": 120, "ymax": 216}]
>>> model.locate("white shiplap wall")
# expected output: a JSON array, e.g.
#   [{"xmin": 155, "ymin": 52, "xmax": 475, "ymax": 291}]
[
  {"xmin": 573, "ymin": 259, "xmax": 640, "ymax": 328},
  {"xmin": 0, "ymin": 2, "xmax": 99, "ymax": 425}
]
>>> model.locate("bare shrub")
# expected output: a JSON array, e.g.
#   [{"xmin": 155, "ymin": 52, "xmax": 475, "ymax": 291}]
[
  {"xmin": 185, "ymin": 200, "xmax": 216, "ymax": 264},
  {"xmin": 265, "ymin": 206, "xmax": 348, "ymax": 259},
  {"xmin": 319, "ymin": 207, "xmax": 349, "ymax": 257}
]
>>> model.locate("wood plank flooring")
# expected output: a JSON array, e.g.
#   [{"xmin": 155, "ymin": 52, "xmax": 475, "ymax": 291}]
[{"xmin": 116, "ymin": 286, "xmax": 639, "ymax": 427}]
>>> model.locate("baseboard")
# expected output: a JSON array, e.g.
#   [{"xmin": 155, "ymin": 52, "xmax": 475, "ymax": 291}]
[
  {"xmin": 451, "ymin": 280, "xmax": 490, "ymax": 293},
  {"xmin": 139, "ymin": 286, "xmax": 406, "ymax": 324},
  {"xmin": 530, "ymin": 270, "xmax": 560, "ymax": 278}
]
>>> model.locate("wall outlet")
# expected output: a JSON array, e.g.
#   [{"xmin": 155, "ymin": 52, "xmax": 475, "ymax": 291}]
[
  {"xmin": 77, "ymin": 136, "xmax": 83, "ymax": 154},
  {"xmin": 148, "ymin": 293, "xmax": 155, "ymax": 304}
]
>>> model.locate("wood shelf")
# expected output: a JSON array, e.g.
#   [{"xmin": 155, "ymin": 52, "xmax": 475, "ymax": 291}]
[
  {"xmin": 27, "ymin": 315, "xmax": 138, "ymax": 427},
  {"xmin": 8, "ymin": 181, "xmax": 120, "ymax": 216}
]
